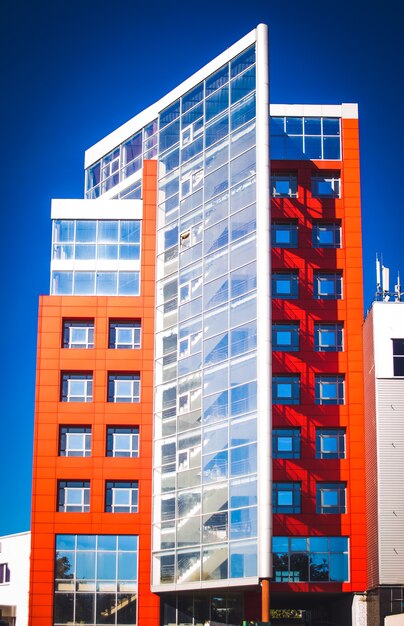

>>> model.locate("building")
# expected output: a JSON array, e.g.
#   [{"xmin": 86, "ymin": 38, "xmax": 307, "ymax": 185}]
[
  {"xmin": 364, "ymin": 300, "xmax": 404, "ymax": 626},
  {"xmin": 29, "ymin": 24, "xmax": 367, "ymax": 626},
  {"xmin": 0, "ymin": 531, "xmax": 30, "ymax": 626}
]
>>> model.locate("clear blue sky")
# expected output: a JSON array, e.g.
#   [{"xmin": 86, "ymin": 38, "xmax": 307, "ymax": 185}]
[{"xmin": 0, "ymin": 0, "xmax": 403, "ymax": 535}]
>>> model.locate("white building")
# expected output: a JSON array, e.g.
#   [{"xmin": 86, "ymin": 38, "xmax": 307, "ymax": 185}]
[
  {"xmin": 364, "ymin": 301, "xmax": 404, "ymax": 625},
  {"xmin": 0, "ymin": 531, "xmax": 30, "ymax": 626}
]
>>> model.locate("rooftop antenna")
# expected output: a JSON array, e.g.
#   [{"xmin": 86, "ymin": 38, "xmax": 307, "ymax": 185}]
[
  {"xmin": 376, "ymin": 254, "xmax": 381, "ymax": 295},
  {"xmin": 395, "ymin": 272, "xmax": 402, "ymax": 302},
  {"xmin": 382, "ymin": 263, "xmax": 390, "ymax": 301}
]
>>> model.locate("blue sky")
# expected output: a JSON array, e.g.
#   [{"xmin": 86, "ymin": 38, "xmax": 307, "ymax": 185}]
[{"xmin": 0, "ymin": 0, "xmax": 403, "ymax": 535}]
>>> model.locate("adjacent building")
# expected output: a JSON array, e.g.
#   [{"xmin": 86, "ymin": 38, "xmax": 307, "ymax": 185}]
[
  {"xmin": 0, "ymin": 531, "xmax": 30, "ymax": 626},
  {"xmin": 29, "ymin": 24, "xmax": 367, "ymax": 626},
  {"xmin": 364, "ymin": 301, "xmax": 404, "ymax": 626}
]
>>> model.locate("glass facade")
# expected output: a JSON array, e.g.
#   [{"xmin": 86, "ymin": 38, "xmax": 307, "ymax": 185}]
[
  {"xmin": 270, "ymin": 116, "xmax": 341, "ymax": 160},
  {"xmin": 272, "ymin": 537, "xmax": 349, "ymax": 582},
  {"xmin": 152, "ymin": 42, "xmax": 264, "ymax": 587},
  {"xmin": 54, "ymin": 535, "xmax": 138, "ymax": 625}
]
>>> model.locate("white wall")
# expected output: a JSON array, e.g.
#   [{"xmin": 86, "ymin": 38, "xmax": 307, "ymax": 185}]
[
  {"xmin": 371, "ymin": 302, "xmax": 404, "ymax": 378},
  {"xmin": 0, "ymin": 532, "xmax": 30, "ymax": 626}
]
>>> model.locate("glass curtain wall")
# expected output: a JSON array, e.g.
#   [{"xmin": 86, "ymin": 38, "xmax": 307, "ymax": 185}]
[{"xmin": 153, "ymin": 43, "xmax": 262, "ymax": 587}]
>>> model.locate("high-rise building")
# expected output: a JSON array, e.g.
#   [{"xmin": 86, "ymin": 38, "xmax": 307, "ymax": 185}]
[
  {"xmin": 29, "ymin": 24, "xmax": 367, "ymax": 626},
  {"xmin": 364, "ymin": 299, "xmax": 404, "ymax": 626}
]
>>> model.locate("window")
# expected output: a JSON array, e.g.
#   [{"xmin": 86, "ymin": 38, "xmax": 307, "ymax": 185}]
[
  {"xmin": 105, "ymin": 481, "xmax": 138, "ymax": 513},
  {"xmin": 272, "ymin": 323, "xmax": 299, "ymax": 352},
  {"xmin": 62, "ymin": 320, "xmax": 94, "ymax": 348},
  {"xmin": 313, "ymin": 272, "xmax": 342, "ymax": 299},
  {"xmin": 272, "ymin": 272, "xmax": 299, "ymax": 299},
  {"xmin": 270, "ymin": 116, "xmax": 341, "ymax": 160},
  {"xmin": 312, "ymin": 222, "xmax": 341, "ymax": 248},
  {"xmin": 109, "ymin": 320, "xmax": 141, "ymax": 349},
  {"xmin": 59, "ymin": 427, "xmax": 91, "ymax": 457},
  {"xmin": 272, "ymin": 536, "xmax": 349, "ymax": 582},
  {"xmin": 271, "ymin": 222, "xmax": 298, "ymax": 248},
  {"xmin": 311, "ymin": 173, "xmax": 340, "ymax": 198},
  {"xmin": 316, "ymin": 429, "xmax": 346, "ymax": 459},
  {"xmin": 271, "ymin": 173, "xmax": 298, "ymax": 198},
  {"xmin": 393, "ymin": 339, "xmax": 404, "ymax": 376},
  {"xmin": 61, "ymin": 373, "xmax": 93, "ymax": 403},
  {"xmin": 51, "ymin": 271, "xmax": 140, "ymax": 296},
  {"xmin": 57, "ymin": 481, "xmax": 90, "ymax": 512},
  {"xmin": 107, "ymin": 427, "xmax": 139, "ymax": 457},
  {"xmin": 316, "ymin": 483, "xmax": 346, "ymax": 514},
  {"xmin": 0, "ymin": 563, "xmax": 10, "ymax": 584},
  {"xmin": 273, "ymin": 429, "xmax": 300, "ymax": 459},
  {"xmin": 107, "ymin": 374, "xmax": 140, "ymax": 403},
  {"xmin": 273, "ymin": 482, "xmax": 301, "ymax": 513},
  {"xmin": 272, "ymin": 375, "xmax": 300, "ymax": 405},
  {"xmin": 54, "ymin": 534, "xmax": 138, "ymax": 625},
  {"xmin": 315, "ymin": 375, "xmax": 345, "ymax": 405},
  {"xmin": 314, "ymin": 323, "xmax": 343, "ymax": 352},
  {"xmin": 52, "ymin": 219, "xmax": 141, "ymax": 261}
]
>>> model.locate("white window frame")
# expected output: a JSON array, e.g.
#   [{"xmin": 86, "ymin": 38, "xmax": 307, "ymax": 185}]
[
  {"xmin": 108, "ymin": 483, "xmax": 138, "ymax": 513},
  {"xmin": 63, "ymin": 321, "xmax": 94, "ymax": 349},
  {"xmin": 62, "ymin": 375, "xmax": 93, "ymax": 403},
  {"xmin": 63, "ymin": 430, "xmax": 91, "ymax": 457},
  {"xmin": 314, "ymin": 323, "xmax": 344, "ymax": 352},
  {"xmin": 110, "ymin": 321, "xmax": 141, "ymax": 350},
  {"xmin": 112, "ymin": 378, "xmax": 140, "ymax": 403},
  {"xmin": 110, "ymin": 430, "xmax": 139, "ymax": 458},
  {"xmin": 59, "ymin": 482, "xmax": 90, "ymax": 512}
]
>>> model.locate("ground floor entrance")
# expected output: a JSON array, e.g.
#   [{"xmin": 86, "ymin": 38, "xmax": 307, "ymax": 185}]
[{"xmin": 159, "ymin": 589, "xmax": 356, "ymax": 626}]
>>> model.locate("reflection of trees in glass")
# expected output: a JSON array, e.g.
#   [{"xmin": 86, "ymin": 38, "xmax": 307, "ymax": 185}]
[
  {"xmin": 310, "ymin": 555, "xmax": 329, "ymax": 581},
  {"xmin": 290, "ymin": 553, "xmax": 308, "ymax": 582},
  {"xmin": 54, "ymin": 593, "xmax": 74, "ymax": 623},
  {"xmin": 55, "ymin": 553, "xmax": 73, "ymax": 579}
]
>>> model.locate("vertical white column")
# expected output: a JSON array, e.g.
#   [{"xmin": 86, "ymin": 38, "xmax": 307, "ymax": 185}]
[{"xmin": 255, "ymin": 22, "xmax": 272, "ymax": 580}]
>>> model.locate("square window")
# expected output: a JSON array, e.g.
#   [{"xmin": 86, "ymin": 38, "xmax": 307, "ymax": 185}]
[
  {"xmin": 316, "ymin": 429, "xmax": 346, "ymax": 459},
  {"xmin": 311, "ymin": 174, "xmax": 340, "ymax": 198},
  {"xmin": 313, "ymin": 222, "xmax": 341, "ymax": 248},
  {"xmin": 107, "ymin": 374, "xmax": 140, "ymax": 403},
  {"xmin": 314, "ymin": 272, "xmax": 342, "ymax": 299},
  {"xmin": 271, "ymin": 173, "xmax": 298, "ymax": 198},
  {"xmin": 315, "ymin": 375, "xmax": 345, "ymax": 405},
  {"xmin": 62, "ymin": 320, "xmax": 94, "ymax": 349},
  {"xmin": 272, "ymin": 323, "xmax": 299, "ymax": 351},
  {"xmin": 109, "ymin": 320, "xmax": 141, "ymax": 349},
  {"xmin": 61, "ymin": 373, "xmax": 93, "ymax": 403},
  {"xmin": 273, "ymin": 482, "xmax": 301, "ymax": 513},
  {"xmin": 272, "ymin": 375, "xmax": 300, "ymax": 405},
  {"xmin": 316, "ymin": 483, "xmax": 346, "ymax": 514},
  {"xmin": 59, "ymin": 427, "xmax": 91, "ymax": 457},
  {"xmin": 314, "ymin": 323, "xmax": 343, "ymax": 352},
  {"xmin": 273, "ymin": 429, "xmax": 300, "ymax": 459},
  {"xmin": 393, "ymin": 339, "xmax": 404, "ymax": 376},
  {"xmin": 272, "ymin": 222, "xmax": 298, "ymax": 248},
  {"xmin": 57, "ymin": 481, "xmax": 90, "ymax": 512},
  {"xmin": 105, "ymin": 481, "xmax": 138, "ymax": 513},
  {"xmin": 106, "ymin": 427, "xmax": 139, "ymax": 458},
  {"xmin": 272, "ymin": 272, "xmax": 299, "ymax": 299}
]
